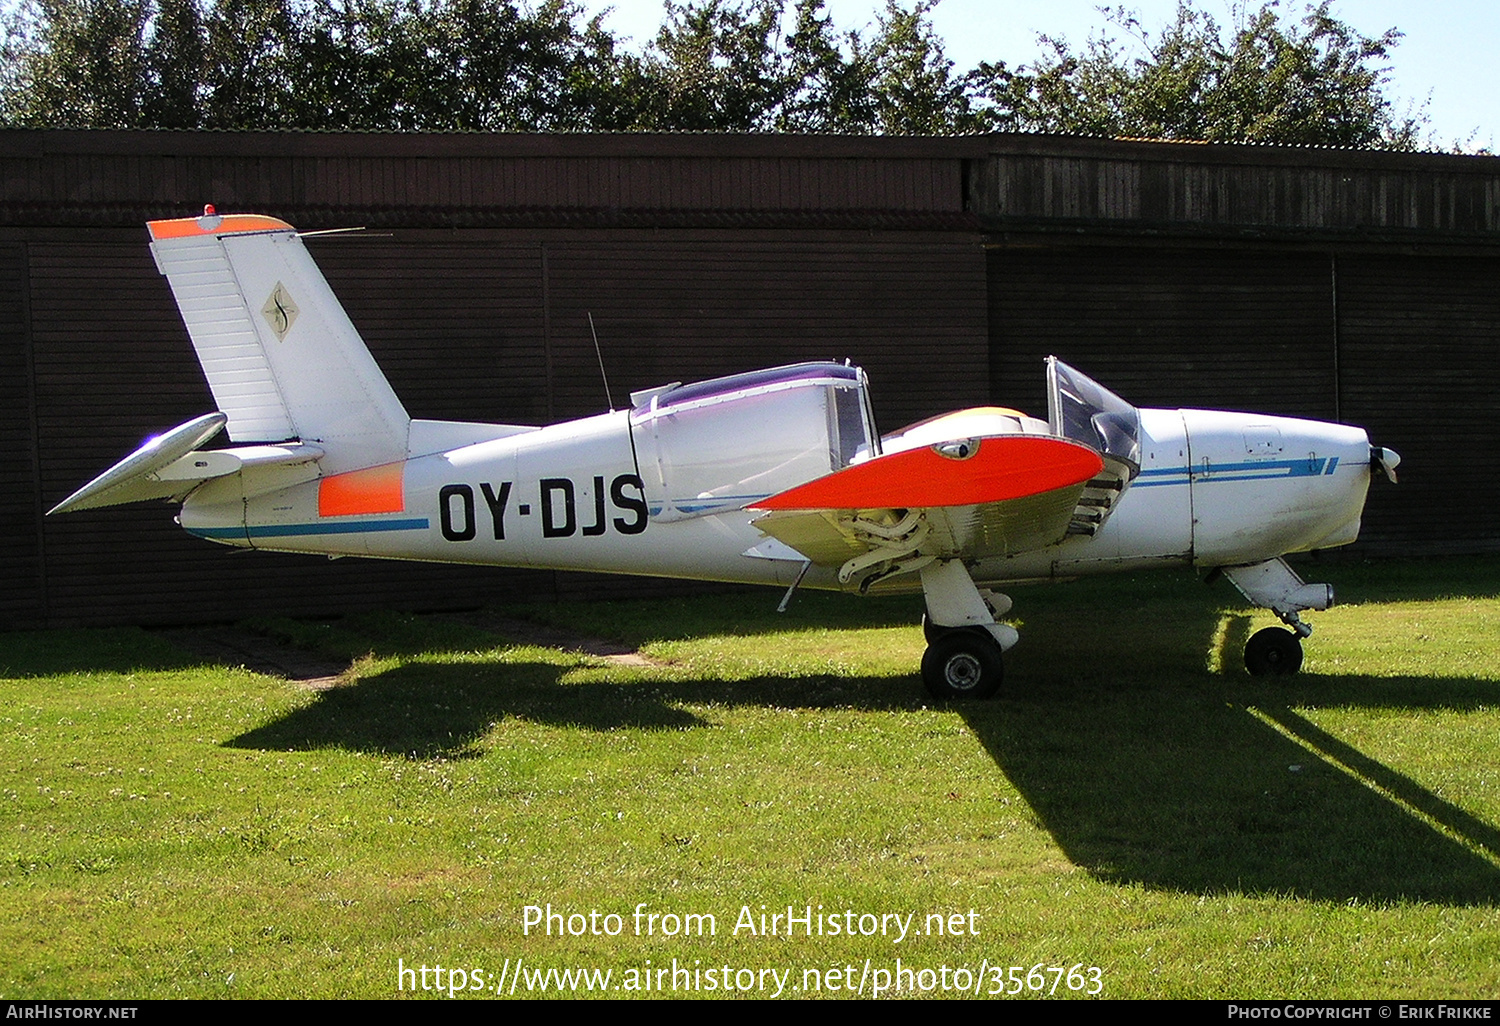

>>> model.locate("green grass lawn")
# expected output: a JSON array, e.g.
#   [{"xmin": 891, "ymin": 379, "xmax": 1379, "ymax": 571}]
[{"xmin": 2, "ymin": 556, "xmax": 1498, "ymax": 999}]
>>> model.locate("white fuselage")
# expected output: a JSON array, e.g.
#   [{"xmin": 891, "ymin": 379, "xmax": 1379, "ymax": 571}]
[
  {"xmin": 179, "ymin": 404, "xmax": 1374, "ymax": 593},
  {"xmin": 964, "ymin": 408, "xmax": 1371, "ymax": 586}
]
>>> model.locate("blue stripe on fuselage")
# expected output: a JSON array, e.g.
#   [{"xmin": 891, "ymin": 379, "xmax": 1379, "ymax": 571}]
[
  {"xmin": 187, "ymin": 517, "xmax": 431, "ymax": 540},
  {"xmin": 1133, "ymin": 458, "xmax": 1330, "ymax": 488}
]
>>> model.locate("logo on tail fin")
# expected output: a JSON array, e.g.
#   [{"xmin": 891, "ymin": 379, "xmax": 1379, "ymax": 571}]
[{"xmin": 261, "ymin": 282, "xmax": 299, "ymax": 341}]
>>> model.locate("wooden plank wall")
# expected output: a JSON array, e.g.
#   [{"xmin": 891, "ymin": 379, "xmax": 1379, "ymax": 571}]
[
  {"xmin": 4, "ymin": 132, "xmax": 1499, "ymax": 626},
  {"xmin": 1338, "ymin": 253, "xmax": 1500, "ymax": 553},
  {"xmin": 0, "ymin": 242, "xmax": 40, "ymax": 626},
  {"xmin": 0, "ymin": 132, "xmax": 973, "ymax": 224},
  {"xmin": 974, "ymin": 144, "xmax": 1500, "ymax": 236},
  {"xmin": 987, "ymin": 247, "xmax": 1337, "ymax": 417},
  {"xmin": 312, "ymin": 228, "xmax": 987, "ymax": 431}
]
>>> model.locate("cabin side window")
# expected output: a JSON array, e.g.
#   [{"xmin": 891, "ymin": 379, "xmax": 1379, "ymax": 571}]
[{"xmin": 630, "ymin": 363, "xmax": 874, "ymax": 522}]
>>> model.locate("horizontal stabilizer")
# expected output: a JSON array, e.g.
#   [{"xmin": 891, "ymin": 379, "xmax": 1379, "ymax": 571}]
[
  {"xmin": 49, "ymin": 413, "xmax": 228, "ymax": 514},
  {"xmin": 49, "ymin": 413, "xmax": 326, "ymax": 514}
]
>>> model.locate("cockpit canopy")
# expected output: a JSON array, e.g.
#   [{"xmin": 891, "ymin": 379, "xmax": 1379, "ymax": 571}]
[
  {"xmin": 629, "ymin": 362, "xmax": 877, "ymax": 522},
  {"xmin": 1047, "ymin": 357, "xmax": 1141, "ymax": 477}
]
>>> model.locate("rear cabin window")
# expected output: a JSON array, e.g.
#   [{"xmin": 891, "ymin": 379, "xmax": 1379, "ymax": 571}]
[{"xmin": 629, "ymin": 363, "xmax": 875, "ymax": 522}]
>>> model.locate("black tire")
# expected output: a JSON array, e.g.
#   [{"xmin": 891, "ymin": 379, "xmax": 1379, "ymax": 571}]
[
  {"xmin": 921, "ymin": 630, "xmax": 1004, "ymax": 700},
  {"xmin": 1244, "ymin": 626, "xmax": 1304, "ymax": 677},
  {"xmin": 921, "ymin": 613, "xmax": 945, "ymax": 644}
]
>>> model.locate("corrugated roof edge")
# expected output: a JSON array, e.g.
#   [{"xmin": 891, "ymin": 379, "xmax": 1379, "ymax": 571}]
[
  {"xmin": 0, "ymin": 201, "xmax": 984, "ymax": 232},
  {"xmin": 1, "ymin": 128, "xmax": 1495, "ymax": 168}
]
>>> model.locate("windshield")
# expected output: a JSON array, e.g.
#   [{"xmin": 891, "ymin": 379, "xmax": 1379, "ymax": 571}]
[{"xmin": 1046, "ymin": 357, "xmax": 1141, "ymax": 475}]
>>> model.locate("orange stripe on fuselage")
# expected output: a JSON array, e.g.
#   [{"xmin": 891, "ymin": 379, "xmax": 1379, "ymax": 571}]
[
  {"xmin": 319, "ymin": 463, "xmax": 406, "ymax": 517},
  {"xmin": 148, "ymin": 214, "xmax": 295, "ymax": 240}
]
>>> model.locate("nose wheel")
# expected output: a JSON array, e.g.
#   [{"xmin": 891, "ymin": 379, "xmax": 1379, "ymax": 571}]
[
  {"xmin": 922, "ymin": 629, "xmax": 1005, "ymax": 699},
  {"xmin": 1219, "ymin": 559, "xmax": 1327, "ymax": 678},
  {"xmin": 1244, "ymin": 626, "xmax": 1303, "ymax": 677}
]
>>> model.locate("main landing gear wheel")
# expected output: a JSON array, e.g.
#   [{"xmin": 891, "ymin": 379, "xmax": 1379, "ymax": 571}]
[
  {"xmin": 1244, "ymin": 626, "xmax": 1304, "ymax": 677},
  {"xmin": 921, "ymin": 630, "xmax": 1004, "ymax": 700}
]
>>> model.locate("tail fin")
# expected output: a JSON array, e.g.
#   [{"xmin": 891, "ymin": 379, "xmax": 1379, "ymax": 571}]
[{"xmin": 148, "ymin": 210, "xmax": 409, "ymax": 475}]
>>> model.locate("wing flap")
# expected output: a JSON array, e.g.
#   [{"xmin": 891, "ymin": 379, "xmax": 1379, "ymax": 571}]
[
  {"xmin": 751, "ymin": 509, "xmax": 871, "ymax": 566},
  {"xmin": 927, "ymin": 482, "xmax": 1091, "ymax": 558}
]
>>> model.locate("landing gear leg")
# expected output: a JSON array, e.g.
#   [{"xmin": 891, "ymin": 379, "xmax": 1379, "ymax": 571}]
[
  {"xmin": 918, "ymin": 560, "xmax": 1014, "ymax": 700},
  {"xmin": 1221, "ymin": 558, "xmax": 1331, "ymax": 678}
]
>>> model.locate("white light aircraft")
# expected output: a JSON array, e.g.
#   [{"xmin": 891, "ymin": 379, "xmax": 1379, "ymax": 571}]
[{"xmin": 51, "ymin": 209, "xmax": 1401, "ymax": 698}]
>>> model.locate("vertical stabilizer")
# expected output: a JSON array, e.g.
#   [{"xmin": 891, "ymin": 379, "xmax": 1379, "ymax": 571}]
[{"xmin": 149, "ymin": 211, "xmax": 410, "ymax": 475}]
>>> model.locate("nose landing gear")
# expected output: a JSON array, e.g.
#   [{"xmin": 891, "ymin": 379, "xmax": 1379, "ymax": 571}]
[{"xmin": 1220, "ymin": 558, "xmax": 1330, "ymax": 677}]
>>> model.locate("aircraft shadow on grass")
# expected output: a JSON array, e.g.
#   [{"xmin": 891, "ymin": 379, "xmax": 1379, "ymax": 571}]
[
  {"xmin": 958, "ymin": 672, "xmax": 1500, "ymax": 907},
  {"xmin": 222, "ymin": 655, "xmax": 920, "ymax": 759},
  {"xmin": 966, "ymin": 604, "xmax": 1500, "ymax": 906},
  {"xmin": 223, "ymin": 605, "xmax": 1500, "ymax": 907}
]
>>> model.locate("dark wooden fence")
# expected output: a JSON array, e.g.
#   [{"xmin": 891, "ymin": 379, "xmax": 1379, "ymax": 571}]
[{"xmin": 2, "ymin": 131, "xmax": 1495, "ymax": 627}]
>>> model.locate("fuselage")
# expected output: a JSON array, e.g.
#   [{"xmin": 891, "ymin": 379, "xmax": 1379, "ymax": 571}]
[
  {"xmin": 179, "ymin": 402, "xmax": 1374, "ymax": 593},
  {"xmin": 965, "ymin": 407, "xmax": 1371, "ymax": 587}
]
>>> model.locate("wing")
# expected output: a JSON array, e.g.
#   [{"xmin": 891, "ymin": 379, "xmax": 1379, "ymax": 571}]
[{"xmin": 748, "ymin": 433, "xmax": 1107, "ymax": 589}]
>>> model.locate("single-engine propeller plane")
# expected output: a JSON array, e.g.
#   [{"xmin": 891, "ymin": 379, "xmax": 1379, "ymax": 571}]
[{"xmin": 51, "ymin": 209, "xmax": 1401, "ymax": 698}]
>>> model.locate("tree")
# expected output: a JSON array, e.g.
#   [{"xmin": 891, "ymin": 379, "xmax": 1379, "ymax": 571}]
[
  {"xmin": 1, "ymin": 0, "xmax": 307, "ymax": 128},
  {"xmin": 866, "ymin": 0, "xmax": 980, "ymax": 134},
  {"xmin": 263, "ymin": 0, "xmax": 654, "ymax": 131},
  {"xmin": 197, "ymin": 0, "xmax": 301, "ymax": 128},
  {"xmin": 0, "ymin": 0, "xmax": 659, "ymax": 130},
  {"xmin": 0, "ymin": 0, "xmax": 1427, "ymax": 145},
  {"xmin": 641, "ymin": 0, "xmax": 984, "ymax": 134},
  {"xmin": 645, "ymin": 0, "xmax": 786, "ymax": 131},
  {"xmin": 974, "ymin": 1, "xmax": 1423, "ymax": 148},
  {"xmin": 2, "ymin": 0, "xmax": 155, "ymax": 126},
  {"xmin": 142, "ymin": 0, "xmax": 205, "ymax": 127},
  {"xmin": 774, "ymin": 0, "xmax": 875, "ymax": 132},
  {"xmin": 407, "ymin": 0, "xmax": 646, "ymax": 130}
]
